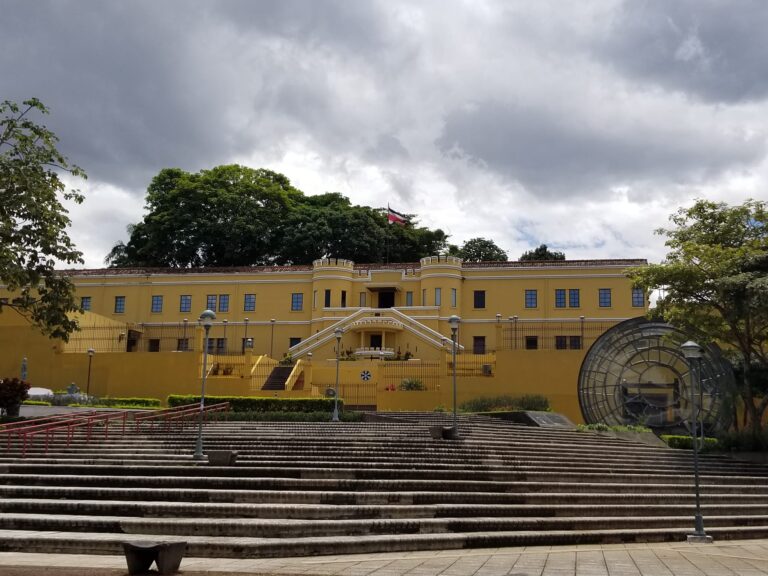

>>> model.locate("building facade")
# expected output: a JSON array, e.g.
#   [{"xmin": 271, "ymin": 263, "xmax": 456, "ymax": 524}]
[{"xmin": 0, "ymin": 256, "xmax": 647, "ymax": 422}]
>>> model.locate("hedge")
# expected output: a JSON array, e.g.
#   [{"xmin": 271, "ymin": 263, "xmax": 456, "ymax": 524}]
[
  {"xmin": 167, "ymin": 395, "xmax": 343, "ymax": 413},
  {"xmin": 661, "ymin": 434, "xmax": 719, "ymax": 452},
  {"xmin": 96, "ymin": 397, "xmax": 161, "ymax": 407},
  {"xmin": 207, "ymin": 410, "xmax": 364, "ymax": 422}
]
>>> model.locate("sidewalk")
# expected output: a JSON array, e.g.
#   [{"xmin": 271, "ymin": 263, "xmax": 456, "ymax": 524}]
[{"xmin": 3, "ymin": 538, "xmax": 768, "ymax": 576}]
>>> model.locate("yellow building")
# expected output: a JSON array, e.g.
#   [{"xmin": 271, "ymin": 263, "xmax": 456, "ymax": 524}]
[{"xmin": 0, "ymin": 256, "xmax": 647, "ymax": 422}]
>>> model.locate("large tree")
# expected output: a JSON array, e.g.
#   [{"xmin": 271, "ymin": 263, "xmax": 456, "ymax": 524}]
[
  {"xmin": 448, "ymin": 237, "xmax": 508, "ymax": 262},
  {"xmin": 0, "ymin": 98, "xmax": 85, "ymax": 341},
  {"xmin": 628, "ymin": 199, "xmax": 768, "ymax": 432},
  {"xmin": 108, "ymin": 166, "xmax": 449, "ymax": 267},
  {"xmin": 519, "ymin": 243, "xmax": 566, "ymax": 261}
]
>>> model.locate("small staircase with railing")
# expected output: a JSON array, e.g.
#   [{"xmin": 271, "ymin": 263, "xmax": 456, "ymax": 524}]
[{"xmin": 262, "ymin": 366, "xmax": 294, "ymax": 391}]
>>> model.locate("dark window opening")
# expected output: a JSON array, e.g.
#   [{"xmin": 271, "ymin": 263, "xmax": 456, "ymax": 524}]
[
  {"xmin": 148, "ymin": 339, "xmax": 160, "ymax": 352},
  {"xmin": 525, "ymin": 336, "xmax": 538, "ymax": 350},
  {"xmin": 378, "ymin": 290, "xmax": 395, "ymax": 308},
  {"xmin": 473, "ymin": 290, "xmax": 486, "ymax": 309},
  {"xmin": 324, "ymin": 289, "xmax": 331, "ymax": 307},
  {"xmin": 473, "ymin": 336, "xmax": 486, "ymax": 354}
]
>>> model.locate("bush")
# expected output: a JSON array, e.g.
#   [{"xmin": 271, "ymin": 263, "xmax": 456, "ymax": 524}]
[
  {"xmin": 0, "ymin": 377, "xmax": 30, "ymax": 415},
  {"xmin": 207, "ymin": 410, "xmax": 364, "ymax": 422},
  {"xmin": 577, "ymin": 423, "xmax": 652, "ymax": 433},
  {"xmin": 167, "ymin": 395, "xmax": 343, "ymax": 413},
  {"xmin": 717, "ymin": 430, "xmax": 768, "ymax": 452},
  {"xmin": 661, "ymin": 434, "xmax": 719, "ymax": 452},
  {"xmin": 96, "ymin": 397, "xmax": 161, "ymax": 408},
  {"xmin": 22, "ymin": 400, "xmax": 52, "ymax": 406},
  {"xmin": 398, "ymin": 378, "xmax": 426, "ymax": 391},
  {"xmin": 459, "ymin": 394, "xmax": 550, "ymax": 413}
]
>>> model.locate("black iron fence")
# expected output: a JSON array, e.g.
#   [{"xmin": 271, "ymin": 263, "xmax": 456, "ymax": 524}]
[{"xmin": 500, "ymin": 320, "xmax": 618, "ymax": 351}]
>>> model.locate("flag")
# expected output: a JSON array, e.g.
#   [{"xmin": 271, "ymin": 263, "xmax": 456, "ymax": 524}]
[{"xmin": 387, "ymin": 205, "xmax": 408, "ymax": 225}]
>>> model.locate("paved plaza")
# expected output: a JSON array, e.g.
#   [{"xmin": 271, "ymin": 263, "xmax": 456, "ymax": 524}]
[{"xmin": 3, "ymin": 538, "xmax": 768, "ymax": 575}]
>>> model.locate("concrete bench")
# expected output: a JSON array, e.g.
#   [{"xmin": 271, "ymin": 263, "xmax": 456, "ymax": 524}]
[
  {"xmin": 206, "ymin": 449, "xmax": 238, "ymax": 465},
  {"xmin": 428, "ymin": 425, "xmax": 458, "ymax": 440},
  {"xmin": 123, "ymin": 540, "xmax": 186, "ymax": 575}
]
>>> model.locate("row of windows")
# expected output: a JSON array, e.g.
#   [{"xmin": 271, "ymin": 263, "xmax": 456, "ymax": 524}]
[
  {"xmin": 466, "ymin": 334, "xmax": 584, "ymax": 353},
  {"xmin": 147, "ymin": 336, "xmax": 303, "ymax": 353},
  {"xmin": 86, "ymin": 287, "xmax": 645, "ymax": 315}
]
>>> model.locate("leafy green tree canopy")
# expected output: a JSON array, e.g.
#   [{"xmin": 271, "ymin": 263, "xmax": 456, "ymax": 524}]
[
  {"xmin": 448, "ymin": 237, "xmax": 508, "ymax": 262},
  {"xmin": 107, "ymin": 165, "xmax": 449, "ymax": 267},
  {"xmin": 0, "ymin": 98, "xmax": 85, "ymax": 341},
  {"xmin": 628, "ymin": 199, "xmax": 768, "ymax": 431},
  {"xmin": 519, "ymin": 243, "xmax": 566, "ymax": 261}
]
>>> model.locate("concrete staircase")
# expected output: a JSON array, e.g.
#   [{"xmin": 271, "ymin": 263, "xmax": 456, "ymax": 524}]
[
  {"xmin": 262, "ymin": 366, "xmax": 293, "ymax": 390},
  {"xmin": 1, "ymin": 413, "xmax": 768, "ymax": 558}
]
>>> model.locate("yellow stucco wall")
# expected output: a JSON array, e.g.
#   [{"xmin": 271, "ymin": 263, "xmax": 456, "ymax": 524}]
[{"xmin": 0, "ymin": 256, "xmax": 647, "ymax": 420}]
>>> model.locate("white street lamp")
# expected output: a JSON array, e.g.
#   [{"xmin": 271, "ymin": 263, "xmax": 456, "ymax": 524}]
[
  {"xmin": 449, "ymin": 315, "xmax": 461, "ymax": 436},
  {"xmin": 681, "ymin": 340, "xmax": 711, "ymax": 542},
  {"xmin": 332, "ymin": 327, "xmax": 343, "ymax": 422},
  {"xmin": 194, "ymin": 309, "xmax": 216, "ymax": 460}
]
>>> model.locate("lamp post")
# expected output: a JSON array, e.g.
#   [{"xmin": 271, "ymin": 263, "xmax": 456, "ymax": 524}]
[
  {"xmin": 449, "ymin": 315, "xmax": 460, "ymax": 436},
  {"xmin": 86, "ymin": 348, "xmax": 95, "ymax": 396},
  {"xmin": 681, "ymin": 340, "xmax": 711, "ymax": 542},
  {"xmin": 270, "ymin": 318, "xmax": 276, "ymax": 358},
  {"xmin": 194, "ymin": 309, "xmax": 216, "ymax": 460},
  {"xmin": 332, "ymin": 327, "xmax": 343, "ymax": 422}
]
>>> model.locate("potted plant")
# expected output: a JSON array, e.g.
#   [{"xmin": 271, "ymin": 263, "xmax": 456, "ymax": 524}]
[{"xmin": 0, "ymin": 377, "xmax": 31, "ymax": 417}]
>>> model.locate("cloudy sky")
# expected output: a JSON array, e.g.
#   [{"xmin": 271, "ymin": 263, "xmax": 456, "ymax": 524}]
[{"xmin": 3, "ymin": 0, "xmax": 767, "ymax": 267}]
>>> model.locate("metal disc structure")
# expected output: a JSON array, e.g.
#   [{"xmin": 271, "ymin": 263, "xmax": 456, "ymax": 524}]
[{"xmin": 578, "ymin": 317, "xmax": 733, "ymax": 433}]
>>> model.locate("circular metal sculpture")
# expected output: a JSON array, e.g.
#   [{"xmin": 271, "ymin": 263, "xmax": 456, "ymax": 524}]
[{"xmin": 578, "ymin": 317, "xmax": 733, "ymax": 433}]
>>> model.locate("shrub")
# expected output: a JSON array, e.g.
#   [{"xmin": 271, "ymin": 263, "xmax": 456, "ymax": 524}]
[
  {"xmin": 22, "ymin": 400, "xmax": 52, "ymax": 406},
  {"xmin": 0, "ymin": 378, "xmax": 30, "ymax": 415},
  {"xmin": 717, "ymin": 430, "xmax": 768, "ymax": 452},
  {"xmin": 207, "ymin": 410, "xmax": 364, "ymax": 422},
  {"xmin": 577, "ymin": 423, "xmax": 652, "ymax": 433},
  {"xmin": 96, "ymin": 397, "xmax": 161, "ymax": 408},
  {"xmin": 398, "ymin": 378, "xmax": 426, "ymax": 391},
  {"xmin": 167, "ymin": 395, "xmax": 342, "ymax": 413},
  {"xmin": 661, "ymin": 434, "xmax": 718, "ymax": 452},
  {"xmin": 459, "ymin": 394, "xmax": 550, "ymax": 413}
]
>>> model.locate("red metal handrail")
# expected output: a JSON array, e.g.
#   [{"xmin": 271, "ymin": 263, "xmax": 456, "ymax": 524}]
[
  {"xmin": 0, "ymin": 410, "xmax": 133, "ymax": 458},
  {"xmin": 133, "ymin": 402, "xmax": 230, "ymax": 432}
]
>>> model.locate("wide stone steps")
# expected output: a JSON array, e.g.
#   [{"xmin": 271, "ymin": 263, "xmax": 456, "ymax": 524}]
[
  {"xmin": 4, "ymin": 526, "xmax": 768, "ymax": 558},
  {"xmin": 2, "ymin": 485, "xmax": 766, "ymax": 505},
  {"xmin": 2, "ymin": 414, "xmax": 768, "ymax": 557},
  {"xmin": 3, "ymin": 499, "xmax": 768, "ymax": 520},
  {"xmin": 6, "ymin": 512, "xmax": 768, "ymax": 538}
]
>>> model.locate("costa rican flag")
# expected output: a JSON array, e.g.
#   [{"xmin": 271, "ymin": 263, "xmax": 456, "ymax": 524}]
[{"xmin": 387, "ymin": 205, "xmax": 408, "ymax": 225}]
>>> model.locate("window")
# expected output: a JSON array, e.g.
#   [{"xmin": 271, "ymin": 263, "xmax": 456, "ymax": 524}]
[
  {"xmin": 80, "ymin": 296, "xmax": 92, "ymax": 311},
  {"xmin": 291, "ymin": 293, "xmax": 303, "ymax": 311},
  {"xmin": 341, "ymin": 290, "xmax": 347, "ymax": 308},
  {"xmin": 206, "ymin": 294, "xmax": 217, "ymax": 310},
  {"xmin": 569, "ymin": 289, "xmax": 580, "ymax": 308},
  {"xmin": 569, "ymin": 336, "xmax": 582, "ymax": 350},
  {"xmin": 217, "ymin": 294, "xmax": 229, "ymax": 313},
  {"xmin": 114, "ymin": 296, "xmax": 125, "ymax": 314},
  {"xmin": 599, "ymin": 288, "xmax": 612, "ymax": 308},
  {"xmin": 289, "ymin": 337, "xmax": 301, "ymax": 348},
  {"xmin": 359, "ymin": 292, "xmax": 366, "ymax": 307},
  {"xmin": 313, "ymin": 290, "xmax": 317, "ymax": 309},
  {"xmin": 435, "ymin": 288, "xmax": 442, "ymax": 306},
  {"xmin": 244, "ymin": 294, "xmax": 256, "ymax": 312},
  {"xmin": 632, "ymin": 288, "xmax": 645, "ymax": 308},
  {"xmin": 151, "ymin": 295, "xmax": 163, "ymax": 313},
  {"xmin": 474, "ymin": 290, "xmax": 486, "ymax": 309},
  {"xmin": 525, "ymin": 335, "xmax": 538, "ymax": 350},
  {"xmin": 451, "ymin": 288, "xmax": 457, "ymax": 308},
  {"xmin": 422, "ymin": 289, "xmax": 426, "ymax": 305},
  {"xmin": 177, "ymin": 338, "xmax": 189, "ymax": 352},
  {"xmin": 206, "ymin": 338, "xmax": 215, "ymax": 354},
  {"xmin": 148, "ymin": 339, "xmax": 160, "ymax": 352},
  {"xmin": 555, "ymin": 289, "xmax": 566, "ymax": 308},
  {"xmin": 405, "ymin": 291, "xmax": 413, "ymax": 306},
  {"xmin": 525, "ymin": 289, "xmax": 538, "ymax": 308},
  {"xmin": 179, "ymin": 295, "xmax": 191, "ymax": 313},
  {"xmin": 324, "ymin": 289, "xmax": 331, "ymax": 308},
  {"xmin": 216, "ymin": 338, "xmax": 227, "ymax": 354},
  {"xmin": 555, "ymin": 335, "xmax": 567, "ymax": 350},
  {"xmin": 473, "ymin": 336, "xmax": 486, "ymax": 354}
]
